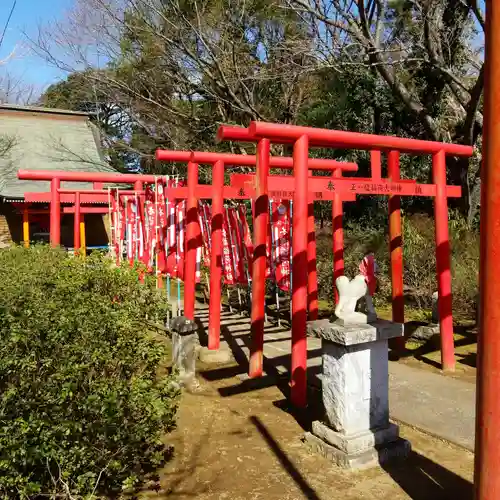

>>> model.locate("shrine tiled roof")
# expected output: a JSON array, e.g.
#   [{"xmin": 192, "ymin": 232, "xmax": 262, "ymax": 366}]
[{"xmin": 0, "ymin": 104, "xmax": 117, "ymax": 200}]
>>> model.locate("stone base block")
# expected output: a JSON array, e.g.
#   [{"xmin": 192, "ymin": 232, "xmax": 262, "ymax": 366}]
[
  {"xmin": 307, "ymin": 319, "xmax": 403, "ymax": 345},
  {"xmin": 198, "ymin": 346, "xmax": 233, "ymax": 364},
  {"xmin": 172, "ymin": 331, "xmax": 197, "ymax": 387},
  {"xmin": 311, "ymin": 421, "xmax": 400, "ymax": 455},
  {"xmin": 408, "ymin": 323, "xmax": 440, "ymax": 342},
  {"xmin": 304, "ymin": 432, "xmax": 411, "ymax": 470},
  {"xmin": 333, "ymin": 313, "xmax": 377, "ymax": 327}
]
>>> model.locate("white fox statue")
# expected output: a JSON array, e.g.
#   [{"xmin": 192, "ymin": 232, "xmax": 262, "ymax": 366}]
[{"xmin": 334, "ymin": 275, "xmax": 377, "ymax": 325}]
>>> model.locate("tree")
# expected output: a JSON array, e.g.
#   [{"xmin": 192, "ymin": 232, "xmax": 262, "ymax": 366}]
[
  {"xmin": 41, "ymin": 70, "xmax": 139, "ymax": 172},
  {"xmin": 288, "ymin": 0, "xmax": 484, "ymax": 221},
  {"xmin": 31, "ymin": 0, "xmax": 485, "ymax": 220},
  {"xmin": 32, "ymin": 0, "xmax": 317, "ymax": 170}
]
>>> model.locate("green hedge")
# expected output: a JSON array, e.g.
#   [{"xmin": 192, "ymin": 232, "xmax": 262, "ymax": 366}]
[{"xmin": 0, "ymin": 246, "xmax": 178, "ymax": 497}]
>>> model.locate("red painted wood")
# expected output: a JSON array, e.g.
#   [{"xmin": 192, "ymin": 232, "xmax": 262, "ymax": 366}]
[
  {"xmin": 332, "ymin": 169, "xmax": 344, "ymax": 305},
  {"xmin": 184, "ymin": 162, "xmax": 199, "ymax": 320},
  {"xmin": 208, "ymin": 161, "xmax": 224, "ymax": 350},
  {"xmin": 291, "ymin": 135, "xmax": 309, "ymax": 408},
  {"xmin": 74, "ymin": 192, "xmax": 81, "ymax": 251},
  {"xmin": 229, "ymin": 174, "xmax": 461, "ymax": 198},
  {"xmin": 249, "ymin": 139, "xmax": 270, "ymax": 378},
  {"xmin": 388, "ymin": 151, "xmax": 405, "ymax": 351},
  {"xmin": 156, "ymin": 148, "xmax": 358, "ymax": 172},
  {"xmin": 248, "ymin": 121, "xmax": 474, "ymax": 157},
  {"xmin": 307, "ymin": 201, "xmax": 318, "ymax": 320},
  {"xmin": 433, "ymin": 150, "xmax": 455, "ymax": 372},
  {"xmin": 475, "ymin": 1, "xmax": 500, "ymax": 495},
  {"xmin": 50, "ymin": 178, "xmax": 60, "ymax": 247}
]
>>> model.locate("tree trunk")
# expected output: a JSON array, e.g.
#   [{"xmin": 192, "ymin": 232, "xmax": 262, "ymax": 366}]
[{"xmin": 447, "ymin": 156, "xmax": 471, "ymax": 217}]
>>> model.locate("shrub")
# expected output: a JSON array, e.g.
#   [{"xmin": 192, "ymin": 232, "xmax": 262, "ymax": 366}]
[
  {"xmin": 0, "ymin": 246, "xmax": 179, "ymax": 498},
  {"xmin": 316, "ymin": 213, "xmax": 479, "ymax": 317}
]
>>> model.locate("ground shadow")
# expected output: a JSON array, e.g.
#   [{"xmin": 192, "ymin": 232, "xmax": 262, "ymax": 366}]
[
  {"xmin": 195, "ymin": 317, "xmax": 209, "ymax": 347},
  {"xmin": 250, "ymin": 415, "xmax": 321, "ymax": 500},
  {"xmin": 197, "ymin": 316, "xmax": 324, "ymax": 432},
  {"xmin": 456, "ymin": 352, "xmax": 477, "ymax": 368},
  {"xmin": 390, "ymin": 322, "xmax": 478, "ymax": 371},
  {"xmin": 214, "ymin": 323, "xmax": 293, "ymax": 401},
  {"xmin": 136, "ymin": 422, "xmax": 217, "ymax": 498},
  {"xmin": 383, "ymin": 450, "xmax": 473, "ymax": 500}
]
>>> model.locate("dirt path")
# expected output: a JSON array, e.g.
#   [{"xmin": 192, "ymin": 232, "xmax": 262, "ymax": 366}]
[{"xmin": 140, "ymin": 360, "xmax": 474, "ymax": 500}]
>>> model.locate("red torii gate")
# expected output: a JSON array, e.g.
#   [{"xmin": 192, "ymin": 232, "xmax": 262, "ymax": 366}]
[
  {"xmin": 154, "ymin": 149, "xmax": 359, "ymax": 347},
  {"xmin": 19, "ymin": 154, "xmax": 357, "ymax": 343},
  {"xmin": 18, "ymin": 171, "xmax": 160, "ymax": 247},
  {"xmin": 475, "ymin": 1, "xmax": 500, "ymax": 495},
  {"xmin": 19, "ymin": 127, "xmax": 472, "ymax": 409},
  {"xmin": 218, "ymin": 122, "xmax": 473, "ymax": 407},
  {"xmin": 22, "ymin": 187, "xmax": 140, "ymax": 250},
  {"xmin": 58, "ymin": 188, "xmax": 141, "ymax": 252}
]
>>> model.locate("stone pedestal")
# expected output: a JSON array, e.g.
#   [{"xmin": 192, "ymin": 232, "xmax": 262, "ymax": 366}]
[
  {"xmin": 431, "ymin": 291, "xmax": 439, "ymax": 324},
  {"xmin": 408, "ymin": 291, "xmax": 440, "ymax": 342},
  {"xmin": 304, "ymin": 319, "xmax": 411, "ymax": 469},
  {"xmin": 171, "ymin": 316, "xmax": 199, "ymax": 388}
]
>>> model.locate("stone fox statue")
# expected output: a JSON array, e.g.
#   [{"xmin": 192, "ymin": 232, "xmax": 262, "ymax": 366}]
[{"xmin": 334, "ymin": 254, "xmax": 378, "ymax": 324}]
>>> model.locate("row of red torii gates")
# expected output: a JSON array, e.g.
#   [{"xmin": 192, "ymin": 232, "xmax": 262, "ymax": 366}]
[
  {"xmin": 14, "ymin": 3, "xmax": 500, "ymax": 494},
  {"xmin": 19, "ymin": 122, "xmax": 472, "ymax": 410}
]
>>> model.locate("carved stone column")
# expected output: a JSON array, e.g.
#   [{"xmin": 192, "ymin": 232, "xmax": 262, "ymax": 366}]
[{"xmin": 304, "ymin": 319, "xmax": 411, "ymax": 469}]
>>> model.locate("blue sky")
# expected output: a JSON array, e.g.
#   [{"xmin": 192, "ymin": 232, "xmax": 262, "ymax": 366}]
[
  {"xmin": 0, "ymin": 0, "xmax": 488, "ymax": 100},
  {"xmin": 0, "ymin": 0, "xmax": 71, "ymax": 95}
]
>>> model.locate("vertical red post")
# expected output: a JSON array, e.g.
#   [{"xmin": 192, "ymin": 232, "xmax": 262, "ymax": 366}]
[
  {"xmin": 371, "ymin": 150, "xmax": 382, "ymax": 181},
  {"xmin": 184, "ymin": 161, "xmax": 199, "ymax": 320},
  {"xmin": 134, "ymin": 180, "xmax": 146, "ymax": 266},
  {"xmin": 433, "ymin": 150, "xmax": 455, "ymax": 371},
  {"xmin": 307, "ymin": 187, "xmax": 319, "ymax": 320},
  {"xmin": 388, "ymin": 151, "xmax": 405, "ymax": 350},
  {"xmin": 208, "ymin": 160, "xmax": 224, "ymax": 350},
  {"xmin": 475, "ymin": 1, "xmax": 500, "ymax": 496},
  {"xmin": 50, "ymin": 177, "xmax": 61, "ymax": 247},
  {"xmin": 249, "ymin": 139, "xmax": 270, "ymax": 378},
  {"xmin": 115, "ymin": 194, "xmax": 122, "ymax": 268},
  {"xmin": 134, "ymin": 181, "xmax": 146, "ymax": 283},
  {"xmin": 332, "ymin": 169, "xmax": 344, "ymax": 305},
  {"xmin": 74, "ymin": 191, "xmax": 81, "ymax": 252},
  {"xmin": 291, "ymin": 135, "xmax": 309, "ymax": 408},
  {"xmin": 127, "ymin": 199, "xmax": 134, "ymax": 267},
  {"xmin": 156, "ymin": 182, "xmax": 164, "ymax": 289}
]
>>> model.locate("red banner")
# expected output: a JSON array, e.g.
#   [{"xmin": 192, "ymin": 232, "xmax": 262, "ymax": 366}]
[
  {"xmin": 119, "ymin": 196, "xmax": 126, "ymax": 243},
  {"xmin": 110, "ymin": 190, "xmax": 120, "ymax": 262},
  {"xmin": 176, "ymin": 200, "xmax": 186, "ymax": 280},
  {"xmin": 238, "ymin": 204, "xmax": 253, "ymax": 271},
  {"xmin": 196, "ymin": 243, "xmax": 202, "ymax": 283},
  {"xmin": 125, "ymin": 198, "xmax": 133, "ymax": 263},
  {"xmin": 163, "ymin": 180, "xmax": 186, "ymax": 279},
  {"xmin": 222, "ymin": 209, "xmax": 235, "ymax": 285},
  {"xmin": 144, "ymin": 185, "xmax": 156, "ymax": 271},
  {"xmin": 228, "ymin": 208, "xmax": 246, "ymax": 284},
  {"xmin": 130, "ymin": 198, "xmax": 138, "ymax": 262},
  {"xmin": 271, "ymin": 200, "xmax": 291, "ymax": 292},
  {"xmin": 359, "ymin": 253, "xmax": 378, "ymax": 296},
  {"xmin": 198, "ymin": 202, "xmax": 211, "ymax": 267},
  {"xmin": 136, "ymin": 195, "xmax": 146, "ymax": 264},
  {"xmin": 155, "ymin": 179, "xmax": 167, "ymax": 274},
  {"xmin": 204, "ymin": 204, "xmax": 212, "ymax": 266}
]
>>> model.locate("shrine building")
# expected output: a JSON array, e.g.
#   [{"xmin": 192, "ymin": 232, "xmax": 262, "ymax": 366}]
[{"xmin": 0, "ymin": 104, "xmax": 115, "ymax": 248}]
